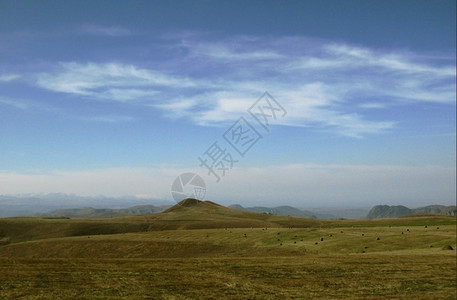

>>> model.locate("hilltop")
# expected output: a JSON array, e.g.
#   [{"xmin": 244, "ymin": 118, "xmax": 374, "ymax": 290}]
[{"xmin": 164, "ymin": 198, "xmax": 224, "ymax": 212}]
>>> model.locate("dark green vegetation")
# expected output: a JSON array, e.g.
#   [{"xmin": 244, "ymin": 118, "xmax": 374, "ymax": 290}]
[
  {"xmin": 367, "ymin": 204, "xmax": 457, "ymax": 219},
  {"xmin": 0, "ymin": 199, "xmax": 455, "ymax": 299}
]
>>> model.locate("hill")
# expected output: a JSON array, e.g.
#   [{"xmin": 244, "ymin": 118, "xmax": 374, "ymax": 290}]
[
  {"xmin": 158, "ymin": 199, "xmax": 322, "ymax": 229},
  {"xmin": 367, "ymin": 204, "xmax": 456, "ymax": 219},
  {"xmin": 0, "ymin": 199, "xmax": 323, "ymax": 244}
]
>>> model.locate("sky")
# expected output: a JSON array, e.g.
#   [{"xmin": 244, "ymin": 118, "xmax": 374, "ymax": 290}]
[{"xmin": 0, "ymin": 0, "xmax": 455, "ymax": 208}]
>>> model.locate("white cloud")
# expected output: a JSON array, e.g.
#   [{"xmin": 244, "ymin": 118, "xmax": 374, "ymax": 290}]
[
  {"xmin": 358, "ymin": 102, "xmax": 386, "ymax": 109},
  {"xmin": 163, "ymin": 83, "xmax": 395, "ymax": 137},
  {"xmin": 0, "ymin": 164, "xmax": 454, "ymax": 207}
]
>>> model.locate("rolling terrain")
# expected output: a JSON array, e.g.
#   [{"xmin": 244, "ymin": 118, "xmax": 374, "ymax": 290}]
[{"xmin": 0, "ymin": 199, "xmax": 455, "ymax": 299}]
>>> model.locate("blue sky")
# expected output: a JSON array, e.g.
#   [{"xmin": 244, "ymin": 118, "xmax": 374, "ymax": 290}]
[{"xmin": 0, "ymin": 0, "xmax": 455, "ymax": 207}]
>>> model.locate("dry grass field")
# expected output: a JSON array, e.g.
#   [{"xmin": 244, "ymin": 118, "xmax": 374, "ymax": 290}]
[{"xmin": 0, "ymin": 199, "xmax": 455, "ymax": 299}]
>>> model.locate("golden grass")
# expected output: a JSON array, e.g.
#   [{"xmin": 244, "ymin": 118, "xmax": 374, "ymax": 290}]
[
  {"xmin": 0, "ymin": 254, "xmax": 455, "ymax": 299},
  {"xmin": 0, "ymin": 206, "xmax": 455, "ymax": 299}
]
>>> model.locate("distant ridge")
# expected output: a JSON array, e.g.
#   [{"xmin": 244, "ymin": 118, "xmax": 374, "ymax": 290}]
[
  {"xmin": 22, "ymin": 199, "xmax": 457, "ymax": 220},
  {"xmin": 41, "ymin": 205, "xmax": 170, "ymax": 218},
  {"xmin": 229, "ymin": 204, "xmax": 317, "ymax": 218},
  {"xmin": 367, "ymin": 204, "xmax": 457, "ymax": 219}
]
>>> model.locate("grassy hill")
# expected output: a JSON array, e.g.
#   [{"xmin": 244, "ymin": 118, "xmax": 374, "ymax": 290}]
[{"xmin": 0, "ymin": 199, "xmax": 319, "ymax": 244}]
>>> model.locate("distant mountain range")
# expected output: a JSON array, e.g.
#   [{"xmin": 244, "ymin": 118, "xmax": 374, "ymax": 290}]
[
  {"xmin": 0, "ymin": 194, "xmax": 169, "ymax": 218},
  {"xmin": 1, "ymin": 194, "xmax": 454, "ymax": 220},
  {"xmin": 228, "ymin": 205, "xmax": 376, "ymax": 219},
  {"xmin": 39, "ymin": 204, "xmax": 457, "ymax": 219},
  {"xmin": 229, "ymin": 204, "xmax": 319, "ymax": 218},
  {"xmin": 366, "ymin": 205, "xmax": 457, "ymax": 219},
  {"xmin": 41, "ymin": 205, "xmax": 170, "ymax": 218},
  {"xmin": 39, "ymin": 204, "xmax": 367, "ymax": 219}
]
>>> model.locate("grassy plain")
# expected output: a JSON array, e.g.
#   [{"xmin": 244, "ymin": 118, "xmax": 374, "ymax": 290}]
[{"xmin": 0, "ymin": 200, "xmax": 455, "ymax": 299}]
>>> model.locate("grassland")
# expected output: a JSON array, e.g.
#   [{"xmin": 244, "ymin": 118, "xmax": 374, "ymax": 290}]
[{"xmin": 0, "ymin": 200, "xmax": 455, "ymax": 299}]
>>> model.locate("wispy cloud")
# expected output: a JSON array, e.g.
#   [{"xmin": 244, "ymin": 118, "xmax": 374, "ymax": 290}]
[
  {"xmin": 358, "ymin": 102, "xmax": 386, "ymax": 109},
  {"xmin": 161, "ymin": 83, "xmax": 395, "ymax": 137},
  {"xmin": 0, "ymin": 74, "xmax": 20, "ymax": 82},
  {"xmin": 21, "ymin": 34, "xmax": 457, "ymax": 137},
  {"xmin": 35, "ymin": 62, "xmax": 196, "ymax": 102},
  {"xmin": 324, "ymin": 44, "xmax": 456, "ymax": 77},
  {"xmin": 0, "ymin": 97, "xmax": 28, "ymax": 110},
  {"xmin": 159, "ymin": 35, "xmax": 454, "ymax": 136},
  {"xmin": 183, "ymin": 39, "xmax": 284, "ymax": 61}
]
